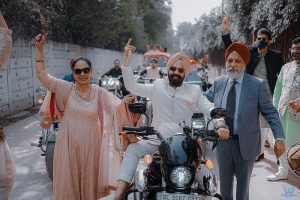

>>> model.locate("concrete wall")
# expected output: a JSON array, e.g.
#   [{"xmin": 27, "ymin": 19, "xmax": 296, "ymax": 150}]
[{"xmin": 0, "ymin": 38, "xmax": 143, "ymax": 117}]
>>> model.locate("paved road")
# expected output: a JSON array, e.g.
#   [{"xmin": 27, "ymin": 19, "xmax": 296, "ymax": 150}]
[{"xmin": 4, "ymin": 114, "xmax": 300, "ymax": 200}]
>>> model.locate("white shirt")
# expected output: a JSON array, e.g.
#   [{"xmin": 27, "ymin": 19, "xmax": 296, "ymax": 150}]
[
  {"xmin": 122, "ymin": 66, "xmax": 214, "ymax": 139},
  {"xmin": 144, "ymin": 66, "xmax": 161, "ymax": 79}
]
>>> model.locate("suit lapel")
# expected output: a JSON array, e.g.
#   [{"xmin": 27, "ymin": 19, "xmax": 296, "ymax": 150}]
[
  {"xmin": 237, "ymin": 73, "xmax": 250, "ymax": 118},
  {"xmin": 216, "ymin": 77, "xmax": 229, "ymax": 107}
]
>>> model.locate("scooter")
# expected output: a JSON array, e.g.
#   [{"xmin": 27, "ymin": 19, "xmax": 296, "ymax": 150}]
[
  {"xmin": 31, "ymin": 87, "xmax": 58, "ymax": 181},
  {"xmin": 122, "ymin": 104, "xmax": 225, "ymax": 200}
]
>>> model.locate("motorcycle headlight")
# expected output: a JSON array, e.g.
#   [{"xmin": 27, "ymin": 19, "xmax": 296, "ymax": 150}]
[
  {"xmin": 108, "ymin": 79, "xmax": 114, "ymax": 86},
  {"xmin": 169, "ymin": 166, "xmax": 192, "ymax": 188},
  {"xmin": 102, "ymin": 80, "xmax": 107, "ymax": 86}
]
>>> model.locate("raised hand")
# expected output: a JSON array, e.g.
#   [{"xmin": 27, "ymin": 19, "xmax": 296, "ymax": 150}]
[
  {"xmin": 35, "ymin": 32, "xmax": 48, "ymax": 48},
  {"xmin": 221, "ymin": 15, "xmax": 229, "ymax": 33},
  {"xmin": 124, "ymin": 38, "xmax": 136, "ymax": 67}
]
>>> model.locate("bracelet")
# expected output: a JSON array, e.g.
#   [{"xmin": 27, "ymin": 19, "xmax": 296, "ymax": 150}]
[{"xmin": 36, "ymin": 59, "xmax": 44, "ymax": 62}]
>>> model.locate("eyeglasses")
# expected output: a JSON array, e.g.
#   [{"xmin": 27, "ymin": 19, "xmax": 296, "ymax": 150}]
[
  {"xmin": 74, "ymin": 67, "xmax": 91, "ymax": 75},
  {"xmin": 169, "ymin": 66, "xmax": 185, "ymax": 73},
  {"xmin": 257, "ymin": 37, "xmax": 268, "ymax": 42}
]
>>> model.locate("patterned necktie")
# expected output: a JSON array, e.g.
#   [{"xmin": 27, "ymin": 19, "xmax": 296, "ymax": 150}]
[{"xmin": 225, "ymin": 80, "xmax": 237, "ymax": 135}]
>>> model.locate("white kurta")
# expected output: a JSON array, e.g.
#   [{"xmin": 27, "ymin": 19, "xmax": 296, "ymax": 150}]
[{"xmin": 122, "ymin": 66, "xmax": 214, "ymax": 139}]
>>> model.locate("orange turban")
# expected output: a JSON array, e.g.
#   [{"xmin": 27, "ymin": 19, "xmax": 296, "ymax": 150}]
[
  {"xmin": 190, "ymin": 59, "xmax": 198, "ymax": 65},
  {"xmin": 166, "ymin": 52, "xmax": 190, "ymax": 76},
  {"xmin": 225, "ymin": 42, "xmax": 250, "ymax": 65}
]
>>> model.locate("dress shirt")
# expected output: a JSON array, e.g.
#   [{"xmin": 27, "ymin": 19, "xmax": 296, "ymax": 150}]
[
  {"xmin": 122, "ymin": 66, "xmax": 214, "ymax": 139},
  {"xmin": 144, "ymin": 67, "xmax": 162, "ymax": 79},
  {"xmin": 221, "ymin": 72, "xmax": 244, "ymax": 133}
]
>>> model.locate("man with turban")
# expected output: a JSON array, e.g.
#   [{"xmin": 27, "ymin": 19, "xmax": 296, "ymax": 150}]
[
  {"xmin": 100, "ymin": 39, "xmax": 230, "ymax": 200},
  {"xmin": 205, "ymin": 42, "xmax": 285, "ymax": 200}
]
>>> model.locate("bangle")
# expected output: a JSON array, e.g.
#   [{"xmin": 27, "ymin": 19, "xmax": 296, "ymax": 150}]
[{"xmin": 36, "ymin": 59, "xmax": 44, "ymax": 62}]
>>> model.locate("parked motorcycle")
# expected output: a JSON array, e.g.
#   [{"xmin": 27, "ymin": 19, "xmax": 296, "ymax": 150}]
[
  {"xmin": 122, "ymin": 104, "xmax": 225, "ymax": 200},
  {"xmin": 31, "ymin": 87, "xmax": 58, "ymax": 181},
  {"xmin": 100, "ymin": 75, "xmax": 124, "ymax": 98}
]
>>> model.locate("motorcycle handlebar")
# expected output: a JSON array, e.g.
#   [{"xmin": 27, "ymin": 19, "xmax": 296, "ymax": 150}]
[
  {"xmin": 123, "ymin": 126, "xmax": 146, "ymax": 132},
  {"xmin": 195, "ymin": 130, "xmax": 219, "ymax": 140},
  {"xmin": 122, "ymin": 126, "xmax": 165, "ymax": 142}
]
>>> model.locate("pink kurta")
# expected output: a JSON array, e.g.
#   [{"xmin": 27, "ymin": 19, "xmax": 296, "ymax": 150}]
[{"xmin": 37, "ymin": 70, "xmax": 122, "ymax": 200}]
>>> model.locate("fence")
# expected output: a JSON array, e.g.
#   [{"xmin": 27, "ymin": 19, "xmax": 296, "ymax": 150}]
[{"xmin": 0, "ymin": 38, "xmax": 143, "ymax": 117}]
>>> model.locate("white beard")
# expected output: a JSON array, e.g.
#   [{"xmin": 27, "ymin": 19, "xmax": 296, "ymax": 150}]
[{"xmin": 227, "ymin": 69, "xmax": 241, "ymax": 80}]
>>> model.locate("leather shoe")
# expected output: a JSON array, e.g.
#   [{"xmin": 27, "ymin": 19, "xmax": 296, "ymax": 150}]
[
  {"xmin": 267, "ymin": 172, "xmax": 288, "ymax": 181},
  {"xmin": 255, "ymin": 153, "xmax": 264, "ymax": 162}
]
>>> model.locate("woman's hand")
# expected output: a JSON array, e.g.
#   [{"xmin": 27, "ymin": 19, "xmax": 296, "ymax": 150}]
[
  {"xmin": 35, "ymin": 32, "xmax": 48, "ymax": 48},
  {"xmin": 124, "ymin": 38, "xmax": 136, "ymax": 67}
]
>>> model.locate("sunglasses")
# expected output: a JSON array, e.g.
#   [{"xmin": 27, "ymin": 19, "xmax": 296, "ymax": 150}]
[
  {"xmin": 257, "ymin": 37, "xmax": 268, "ymax": 42},
  {"xmin": 74, "ymin": 67, "xmax": 91, "ymax": 75},
  {"xmin": 169, "ymin": 66, "xmax": 185, "ymax": 73}
]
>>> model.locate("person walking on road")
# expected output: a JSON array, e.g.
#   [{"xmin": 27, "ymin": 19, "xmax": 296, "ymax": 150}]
[
  {"xmin": 0, "ymin": 10, "xmax": 16, "ymax": 200},
  {"xmin": 221, "ymin": 16, "xmax": 285, "ymax": 162},
  {"xmin": 205, "ymin": 42, "xmax": 286, "ymax": 200},
  {"xmin": 35, "ymin": 32, "xmax": 121, "ymax": 200},
  {"xmin": 267, "ymin": 37, "xmax": 300, "ymax": 181}
]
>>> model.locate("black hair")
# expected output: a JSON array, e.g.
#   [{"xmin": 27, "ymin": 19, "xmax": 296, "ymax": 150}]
[
  {"xmin": 71, "ymin": 57, "xmax": 92, "ymax": 70},
  {"xmin": 257, "ymin": 28, "xmax": 272, "ymax": 40},
  {"xmin": 114, "ymin": 59, "xmax": 120, "ymax": 62},
  {"xmin": 292, "ymin": 37, "xmax": 300, "ymax": 45}
]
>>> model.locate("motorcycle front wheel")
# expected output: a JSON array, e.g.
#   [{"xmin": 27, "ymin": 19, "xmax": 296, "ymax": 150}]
[{"xmin": 45, "ymin": 142, "xmax": 55, "ymax": 181}]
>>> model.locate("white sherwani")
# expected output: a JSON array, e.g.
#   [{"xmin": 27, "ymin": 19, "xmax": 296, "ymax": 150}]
[
  {"xmin": 118, "ymin": 66, "xmax": 215, "ymax": 183},
  {"xmin": 122, "ymin": 66, "xmax": 214, "ymax": 138}
]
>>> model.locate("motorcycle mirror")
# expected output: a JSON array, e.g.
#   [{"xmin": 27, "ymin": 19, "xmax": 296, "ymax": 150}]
[
  {"xmin": 210, "ymin": 108, "xmax": 227, "ymax": 119},
  {"xmin": 128, "ymin": 102, "xmax": 147, "ymax": 115},
  {"xmin": 36, "ymin": 86, "xmax": 44, "ymax": 93}
]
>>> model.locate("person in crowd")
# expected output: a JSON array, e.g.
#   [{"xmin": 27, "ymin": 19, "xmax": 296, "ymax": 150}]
[
  {"xmin": 221, "ymin": 15, "xmax": 285, "ymax": 162},
  {"xmin": 35, "ymin": 32, "xmax": 122, "ymax": 200},
  {"xmin": 102, "ymin": 59, "xmax": 128, "ymax": 95},
  {"xmin": 205, "ymin": 42, "xmax": 285, "ymax": 200},
  {"xmin": 100, "ymin": 39, "xmax": 230, "ymax": 200},
  {"xmin": 0, "ymin": 10, "xmax": 16, "ymax": 200},
  {"xmin": 267, "ymin": 36, "xmax": 300, "ymax": 181},
  {"xmin": 140, "ymin": 58, "xmax": 163, "ymax": 79},
  {"xmin": 198, "ymin": 57, "xmax": 209, "ymax": 91},
  {"xmin": 102, "ymin": 59, "xmax": 122, "ymax": 78}
]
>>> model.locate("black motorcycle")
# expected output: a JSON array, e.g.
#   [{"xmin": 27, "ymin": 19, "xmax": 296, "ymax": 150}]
[{"xmin": 122, "ymin": 105, "xmax": 224, "ymax": 200}]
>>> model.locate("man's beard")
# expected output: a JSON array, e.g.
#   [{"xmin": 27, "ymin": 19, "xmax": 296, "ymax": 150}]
[
  {"xmin": 292, "ymin": 52, "xmax": 300, "ymax": 61},
  {"xmin": 227, "ymin": 66, "xmax": 241, "ymax": 80},
  {"xmin": 168, "ymin": 73, "xmax": 185, "ymax": 87}
]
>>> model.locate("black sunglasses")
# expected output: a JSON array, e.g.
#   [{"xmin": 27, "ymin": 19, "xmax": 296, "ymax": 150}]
[
  {"xmin": 74, "ymin": 67, "xmax": 91, "ymax": 75},
  {"xmin": 257, "ymin": 37, "xmax": 268, "ymax": 42},
  {"xmin": 169, "ymin": 66, "xmax": 185, "ymax": 73}
]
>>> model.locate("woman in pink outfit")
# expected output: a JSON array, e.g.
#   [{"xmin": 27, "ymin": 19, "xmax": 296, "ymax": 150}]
[
  {"xmin": 0, "ymin": 10, "xmax": 16, "ymax": 200},
  {"xmin": 35, "ymin": 32, "xmax": 122, "ymax": 200}
]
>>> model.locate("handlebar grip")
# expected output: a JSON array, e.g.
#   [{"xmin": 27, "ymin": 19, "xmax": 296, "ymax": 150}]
[{"xmin": 123, "ymin": 126, "xmax": 146, "ymax": 132}]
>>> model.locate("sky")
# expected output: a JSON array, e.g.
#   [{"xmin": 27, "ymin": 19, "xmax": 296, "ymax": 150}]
[{"xmin": 171, "ymin": 0, "xmax": 222, "ymax": 29}]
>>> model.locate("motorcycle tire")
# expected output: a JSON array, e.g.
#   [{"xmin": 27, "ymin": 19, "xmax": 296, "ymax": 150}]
[{"xmin": 45, "ymin": 142, "xmax": 55, "ymax": 181}]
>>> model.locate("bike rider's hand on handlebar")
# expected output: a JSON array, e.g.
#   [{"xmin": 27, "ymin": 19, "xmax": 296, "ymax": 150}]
[{"xmin": 217, "ymin": 128, "xmax": 230, "ymax": 140}]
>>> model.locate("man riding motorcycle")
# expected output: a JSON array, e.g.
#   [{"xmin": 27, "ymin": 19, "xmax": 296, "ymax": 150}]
[
  {"xmin": 100, "ymin": 39, "xmax": 230, "ymax": 200},
  {"xmin": 101, "ymin": 59, "xmax": 129, "ymax": 96}
]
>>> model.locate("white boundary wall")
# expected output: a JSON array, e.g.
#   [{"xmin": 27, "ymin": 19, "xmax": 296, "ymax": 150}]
[{"xmin": 0, "ymin": 38, "xmax": 143, "ymax": 117}]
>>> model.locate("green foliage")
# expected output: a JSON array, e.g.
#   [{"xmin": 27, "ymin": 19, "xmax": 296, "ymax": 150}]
[
  {"xmin": 0, "ymin": 0, "xmax": 172, "ymax": 51},
  {"xmin": 175, "ymin": 0, "xmax": 300, "ymax": 58}
]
